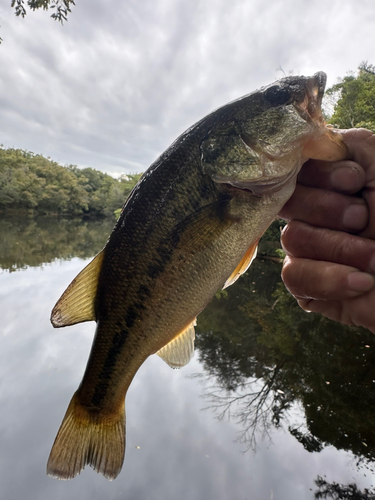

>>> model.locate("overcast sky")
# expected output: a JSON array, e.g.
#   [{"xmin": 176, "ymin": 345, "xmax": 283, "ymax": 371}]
[{"xmin": 1, "ymin": 0, "xmax": 374, "ymax": 176}]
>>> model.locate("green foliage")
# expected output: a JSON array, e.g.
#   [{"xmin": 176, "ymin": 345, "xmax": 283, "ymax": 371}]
[
  {"xmin": 11, "ymin": 0, "xmax": 75, "ymax": 23},
  {"xmin": 0, "ymin": 146, "xmax": 141, "ymax": 216},
  {"xmin": 258, "ymin": 218, "xmax": 286, "ymax": 258},
  {"xmin": 114, "ymin": 208, "xmax": 122, "ymax": 220},
  {"xmin": 327, "ymin": 62, "xmax": 375, "ymax": 132}
]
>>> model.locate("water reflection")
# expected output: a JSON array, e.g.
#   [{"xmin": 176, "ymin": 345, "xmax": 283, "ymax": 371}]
[
  {"xmin": 1, "ymin": 216, "xmax": 374, "ymax": 498},
  {"xmin": 314, "ymin": 477, "xmax": 375, "ymax": 499},
  {"xmin": 196, "ymin": 257, "xmax": 375, "ymax": 472},
  {"xmin": 0, "ymin": 216, "xmax": 114, "ymax": 272}
]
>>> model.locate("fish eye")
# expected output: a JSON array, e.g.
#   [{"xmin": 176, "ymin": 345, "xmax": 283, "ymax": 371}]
[{"xmin": 263, "ymin": 85, "xmax": 291, "ymax": 106}]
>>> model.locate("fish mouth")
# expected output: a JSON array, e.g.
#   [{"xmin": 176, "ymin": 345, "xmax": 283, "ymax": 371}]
[
  {"xmin": 297, "ymin": 72, "xmax": 348, "ymax": 162},
  {"xmin": 300, "ymin": 71, "xmax": 327, "ymax": 125}
]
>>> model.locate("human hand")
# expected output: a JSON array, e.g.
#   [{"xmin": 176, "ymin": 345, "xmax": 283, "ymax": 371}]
[{"xmin": 279, "ymin": 129, "xmax": 375, "ymax": 333}]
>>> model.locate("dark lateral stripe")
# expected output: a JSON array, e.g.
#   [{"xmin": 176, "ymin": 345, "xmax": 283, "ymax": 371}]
[
  {"xmin": 90, "ymin": 295, "xmax": 149, "ymax": 407},
  {"xmin": 91, "ymin": 328, "xmax": 129, "ymax": 407},
  {"xmin": 137, "ymin": 284, "xmax": 151, "ymax": 299},
  {"xmin": 146, "ymin": 238, "xmax": 174, "ymax": 279},
  {"xmin": 146, "ymin": 262, "xmax": 164, "ymax": 279},
  {"xmin": 125, "ymin": 306, "xmax": 137, "ymax": 329},
  {"xmin": 125, "ymin": 302, "xmax": 146, "ymax": 328}
]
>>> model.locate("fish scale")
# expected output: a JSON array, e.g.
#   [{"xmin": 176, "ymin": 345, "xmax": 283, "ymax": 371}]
[{"xmin": 47, "ymin": 72, "xmax": 348, "ymax": 480}]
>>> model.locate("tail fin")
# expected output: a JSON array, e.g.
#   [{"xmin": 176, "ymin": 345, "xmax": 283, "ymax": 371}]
[{"xmin": 47, "ymin": 392, "xmax": 125, "ymax": 480}]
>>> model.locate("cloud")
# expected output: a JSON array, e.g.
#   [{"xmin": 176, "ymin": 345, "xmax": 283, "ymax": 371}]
[{"xmin": 1, "ymin": 0, "xmax": 374, "ymax": 174}]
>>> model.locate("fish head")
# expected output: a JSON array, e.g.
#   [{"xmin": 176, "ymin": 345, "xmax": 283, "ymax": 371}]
[{"xmin": 201, "ymin": 72, "xmax": 348, "ymax": 195}]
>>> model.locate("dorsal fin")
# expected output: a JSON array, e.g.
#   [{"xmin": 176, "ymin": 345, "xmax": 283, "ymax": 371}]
[
  {"xmin": 223, "ymin": 240, "xmax": 258, "ymax": 289},
  {"xmin": 50, "ymin": 250, "xmax": 105, "ymax": 328},
  {"xmin": 156, "ymin": 319, "xmax": 196, "ymax": 369}
]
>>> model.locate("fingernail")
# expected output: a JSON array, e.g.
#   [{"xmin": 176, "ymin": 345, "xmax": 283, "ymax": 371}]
[
  {"xmin": 348, "ymin": 272, "xmax": 375, "ymax": 292},
  {"xmin": 342, "ymin": 204, "xmax": 368, "ymax": 231},
  {"xmin": 298, "ymin": 299, "xmax": 312, "ymax": 313}
]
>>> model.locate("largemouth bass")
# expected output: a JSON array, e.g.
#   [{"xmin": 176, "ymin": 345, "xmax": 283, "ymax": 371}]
[{"xmin": 47, "ymin": 72, "xmax": 347, "ymax": 480}]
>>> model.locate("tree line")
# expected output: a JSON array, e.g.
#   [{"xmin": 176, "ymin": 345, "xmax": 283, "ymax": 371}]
[{"xmin": 0, "ymin": 147, "xmax": 141, "ymax": 216}]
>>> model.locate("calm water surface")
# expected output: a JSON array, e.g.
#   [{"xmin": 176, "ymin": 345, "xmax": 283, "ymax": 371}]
[{"xmin": 1, "ymin": 217, "xmax": 375, "ymax": 500}]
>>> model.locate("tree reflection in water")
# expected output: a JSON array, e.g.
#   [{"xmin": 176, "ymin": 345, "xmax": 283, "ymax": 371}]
[
  {"xmin": 195, "ymin": 258, "xmax": 375, "ymax": 473},
  {"xmin": 314, "ymin": 476, "xmax": 375, "ymax": 499},
  {"xmin": 195, "ymin": 359, "xmax": 290, "ymax": 451},
  {"xmin": 0, "ymin": 216, "xmax": 114, "ymax": 271}
]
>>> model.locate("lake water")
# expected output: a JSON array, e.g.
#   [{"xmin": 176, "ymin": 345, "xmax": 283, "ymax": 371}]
[{"xmin": 1, "ymin": 216, "xmax": 375, "ymax": 499}]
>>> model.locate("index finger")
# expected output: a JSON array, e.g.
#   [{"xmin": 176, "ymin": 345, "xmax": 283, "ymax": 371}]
[
  {"xmin": 297, "ymin": 159, "xmax": 365, "ymax": 194},
  {"xmin": 341, "ymin": 129, "xmax": 375, "ymax": 181}
]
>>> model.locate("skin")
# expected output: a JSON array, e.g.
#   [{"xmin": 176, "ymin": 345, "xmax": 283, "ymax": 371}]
[{"xmin": 279, "ymin": 128, "xmax": 375, "ymax": 333}]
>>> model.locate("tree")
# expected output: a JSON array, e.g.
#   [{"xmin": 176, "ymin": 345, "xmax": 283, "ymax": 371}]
[
  {"xmin": 326, "ymin": 62, "xmax": 375, "ymax": 132},
  {"xmin": 11, "ymin": 0, "xmax": 75, "ymax": 23},
  {"xmin": 0, "ymin": 1, "xmax": 74, "ymax": 43},
  {"xmin": 0, "ymin": 146, "xmax": 141, "ymax": 216}
]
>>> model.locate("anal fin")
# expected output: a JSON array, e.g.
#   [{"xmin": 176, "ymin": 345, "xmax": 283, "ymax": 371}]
[
  {"xmin": 223, "ymin": 240, "xmax": 259, "ymax": 289},
  {"xmin": 156, "ymin": 319, "xmax": 196, "ymax": 369}
]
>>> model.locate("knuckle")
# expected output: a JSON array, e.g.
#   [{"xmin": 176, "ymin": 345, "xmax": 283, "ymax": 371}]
[{"xmin": 281, "ymin": 257, "xmax": 306, "ymax": 297}]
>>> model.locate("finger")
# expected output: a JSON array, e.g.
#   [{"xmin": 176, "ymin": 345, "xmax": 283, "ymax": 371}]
[
  {"xmin": 281, "ymin": 221, "xmax": 375, "ymax": 273},
  {"xmin": 340, "ymin": 129, "xmax": 375, "ymax": 239},
  {"xmin": 340, "ymin": 128, "xmax": 375, "ymax": 184},
  {"xmin": 298, "ymin": 159, "xmax": 365, "ymax": 194},
  {"xmin": 281, "ymin": 256, "xmax": 375, "ymax": 301},
  {"xmin": 297, "ymin": 296, "xmax": 375, "ymax": 334},
  {"xmin": 360, "ymin": 186, "xmax": 375, "ymax": 239},
  {"xmin": 279, "ymin": 185, "xmax": 368, "ymax": 232}
]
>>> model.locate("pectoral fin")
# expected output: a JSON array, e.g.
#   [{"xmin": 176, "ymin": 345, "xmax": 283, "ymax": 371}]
[
  {"xmin": 172, "ymin": 200, "xmax": 234, "ymax": 253},
  {"xmin": 223, "ymin": 240, "xmax": 259, "ymax": 289},
  {"xmin": 156, "ymin": 319, "xmax": 196, "ymax": 368},
  {"xmin": 51, "ymin": 250, "xmax": 105, "ymax": 328}
]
